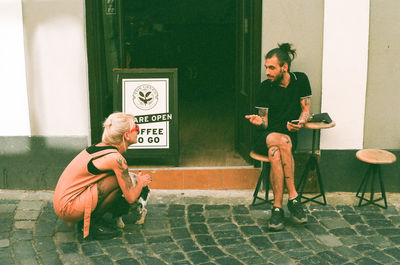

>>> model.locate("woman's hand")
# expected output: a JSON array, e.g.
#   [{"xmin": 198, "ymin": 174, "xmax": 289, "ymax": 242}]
[{"xmin": 136, "ymin": 171, "xmax": 152, "ymax": 187}]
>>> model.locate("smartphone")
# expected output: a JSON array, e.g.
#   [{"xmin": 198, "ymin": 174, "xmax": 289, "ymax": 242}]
[{"xmin": 290, "ymin": 120, "xmax": 300, "ymax": 124}]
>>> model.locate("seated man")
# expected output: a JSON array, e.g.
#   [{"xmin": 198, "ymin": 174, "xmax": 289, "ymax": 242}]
[{"xmin": 245, "ymin": 43, "xmax": 311, "ymax": 231}]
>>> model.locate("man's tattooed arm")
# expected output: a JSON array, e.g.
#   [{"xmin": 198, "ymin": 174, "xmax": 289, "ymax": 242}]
[
  {"xmin": 299, "ymin": 97, "xmax": 311, "ymax": 123},
  {"xmin": 116, "ymin": 157, "xmax": 133, "ymax": 190}
]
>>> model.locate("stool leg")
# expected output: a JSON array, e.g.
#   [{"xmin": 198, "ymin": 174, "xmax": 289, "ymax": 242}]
[
  {"xmin": 356, "ymin": 165, "xmax": 372, "ymax": 198},
  {"xmin": 252, "ymin": 161, "xmax": 270, "ymax": 205},
  {"xmin": 315, "ymin": 159, "xmax": 327, "ymax": 205},
  {"xmin": 377, "ymin": 165, "xmax": 387, "ymax": 209},
  {"xmin": 369, "ymin": 165, "xmax": 376, "ymax": 203},
  {"xmin": 264, "ymin": 163, "xmax": 271, "ymax": 202},
  {"xmin": 297, "ymin": 156, "xmax": 312, "ymax": 200},
  {"xmin": 358, "ymin": 165, "xmax": 372, "ymax": 207},
  {"xmin": 252, "ymin": 167, "xmax": 264, "ymax": 205}
]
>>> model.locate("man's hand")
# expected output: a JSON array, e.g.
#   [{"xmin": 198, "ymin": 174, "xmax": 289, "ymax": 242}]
[
  {"xmin": 287, "ymin": 121, "xmax": 303, "ymax": 132},
  {"xmin": 136, "ymin": 171, "xmax": 152, "ymax": 187},
  {"xmin": 245, "ymin": 115, "xmax": 263, "ymax": 126}
]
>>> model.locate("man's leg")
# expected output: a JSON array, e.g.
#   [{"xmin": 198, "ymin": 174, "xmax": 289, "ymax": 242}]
[
  {"xmin": 266, "ymin": 133, "xmax": 297, "ymax": 199},
  {"xmin": 268, "ymin": 146, "xmax": 284, "ymax": 208}
]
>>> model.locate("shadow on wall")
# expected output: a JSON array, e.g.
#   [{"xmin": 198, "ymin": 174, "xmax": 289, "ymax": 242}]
[{"xmin": 0, "ymin": 136, "xmax": 87, "ymax": 190}]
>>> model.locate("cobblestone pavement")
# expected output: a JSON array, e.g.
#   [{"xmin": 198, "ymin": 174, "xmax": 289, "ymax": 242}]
[{"xmin": 2, "ymin": 190, "xmax": 400, "ymax": 265}]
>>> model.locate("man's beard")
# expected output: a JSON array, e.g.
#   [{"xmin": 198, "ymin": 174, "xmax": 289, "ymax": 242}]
[{"xmin": 270, "ymin": 70, "xmax": 284, "ymax": 85}]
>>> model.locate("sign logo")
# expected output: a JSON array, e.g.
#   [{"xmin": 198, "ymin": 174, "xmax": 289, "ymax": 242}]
[{"xmin": 132, "ymin": 84, "xmax": 158, "ymax": 110}]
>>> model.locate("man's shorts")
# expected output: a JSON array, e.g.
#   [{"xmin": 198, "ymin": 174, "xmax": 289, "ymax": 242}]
[{"xmin": 253, "ymin": 130, "xmax": 298, "ymax": 155}]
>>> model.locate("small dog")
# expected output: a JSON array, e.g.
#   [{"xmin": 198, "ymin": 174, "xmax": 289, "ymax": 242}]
[{"xmin": 116, "ymin": 172, "xmax": 150, "ymax": 228}]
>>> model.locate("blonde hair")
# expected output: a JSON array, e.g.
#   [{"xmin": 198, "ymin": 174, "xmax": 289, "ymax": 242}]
[{"xmin": 102, "ymin": 112, "xmax": 136, "ymax": 145}]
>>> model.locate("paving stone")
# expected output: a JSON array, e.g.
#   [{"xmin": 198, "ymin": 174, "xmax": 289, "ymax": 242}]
[
  {"xmin": 202, "ymin": 246, "xmax": 226, "ymax": 258},
  {"xmin": 11, "ymin": 230, "xmax": 32, "ymax": 241},
  {"xmin": 274, "ymin": 239, "xmax": 303, "ymax": 250},
  {"xmin": 233, "ymin": 205, "xmax": 250, "ymax": 215},
  {"xmin": 352, "ymin": 243, "xmax": 377, "ymax": 253},
  {"xmin": 340, "ymin": 235, "xmax": 366, "ymax": 246},
  {"xmin": 285, "ymin": 248, "xmax": 313, "ymax": 259},
  {"xmin": 90, "ymin": 254, "xmax": 114, "ymax": 265},
  {"xmin": 300, "ymin": 255, "xmax": 327, "ymax": 265},
  {"xmin": 285, "ymin": 226, "xmax": 314, "ymax": 240},
  {"xmin": 343, "ymin": 214, "xmax": 364, "ymax": 225},
  {"xmin": 356, "ymin": 224, "xmax": 378, "ymax": 236},
  {"xmin": 268, "ymin": 252, "xmax": 294, "ymax": 265},
  {"xmin": 190, "ymin": 223, "xmax": 209, "ymax": 234},
  {"xmin": 169, "ymin": 217, "xmax": 187, "ymax": 228},
  {"xmin": 333, "ymin": 246, "xmax": 360, "ymax": 259},
  {"xmin": 336, "ymin": 205, "xmax": 356, "ymax": 214},
  {"xmin": 318, "ymin": 250, "xmax": 348, "ymax": 264},
  {"xmin": 188, "ymin": 212, "xmax": 205, "ymax": 223},
  {"xmin": 188, "ymin": 204, "xmax": 204, "ymax": 212},
  {"xmin": 177, "ymin": 239, "xmax": 200, "ymax": 252},
  {"xmin": 38, "ymin": 250, "xmax": 62, "ymax": 265},
  {"xmin": 311, "ymin": 211, "xmax": 341, "ymax": 219},
  {"xmin": 16, "ymin": 257, "xmax": 39, "ymax": 265},
  {"xmin": 58, "ymin": 242, "xmax": 79, "ymax": 254},
  {"xmin": 14, "ymin": 210, "xmax": 41, "ymax": 220},
  {"xmin": 249, "ymin": 236, "xmax": 274, "ymax": 250},
  {"xmin": 0, "ymin": 238, "xmax": 10, "ymax": 248},
  {"xmin": 361, "ymin": 212, "xmax": 386, "ymax": 220},
  {"xmin": 305, "ymin": 224, "xmax": 329, "ymax": 235},
  {"xmin": 160, "ymin": 251, "xmax": 186, "ymax": 263},
  {"xmin": 366, "ymin": 250, "xmax": 396, "ymax": 264},
  {"xmin": 18, "ymin": 201, "xmax": 43, "ymax": 211},
  {"xmin": 98, "ymin": 238, "xmax": 124, "ymax": 248},
  {"xmin": 239, "ymin": 225, "xmax": 262, "ymax": 236},
  {"xmin": 206, "ymin": 205, "xmax": 230, "ymax": 210},
  {"xmin": 354, "ymin": 257, "xmax": 383, "ymax": 265},
  {"xmin": 268, "ymin": 231, "xmax": 296, "ymax": 242},
  {"xmin": 215, "ymin": 256, "xmax": 244, "ymax": 265},
  {"xmin": 196, "ymin": 235, "xmax": 217, "ymax": 246},
  {"xmin": 61, "ymin": 253, "xmax": 91, "ymax": 265},
  {"xmin": 0, "ymin": 204, "xmax": 17, "ymax": 214},
  {"xmin": 172, "ymin": 228, "xmax": 191, "ymax": 239},
  {"xmin": 54, "ymin": 231, "xmax": 76, "ymax": 243},
  {"xmin": 213, "ymin": 230, "xmax": 241, "ymax": 239},
  {"xmin": 105, "ymin": 246, "xmax": 131, "ymax": 259},
  {"xmin": 320, "ymin": 218, "xmax": 350, "ymax": 229},
  {"xmin": 187, "ymin": 250, "xmax": 210, "ymax": 264},
  {"xmin": 242, "ymin": 255, "xmax": 268, "ymax": 265},
  {"xmin": 209, "ymin": 223, "xmax": 238, "ymax": 231},
  {"xmin": 124, "ymin": 233, "xmax": 145, "ymax": 244},
  {"xmin": 233, "ymin": 215, "xmax": 255, "ymax": 225},
  {"xmin": 302, "ymin": 239, "xmax": 329, "ymax": 252},
  {"xmin": 315, "ymin": 234, "xmax": 342, "ymax": 247},
  {"xmin": 376, "ymin": 228, "xmax": 400, "ymax": 236},
  {"xmin": 116, "ymin": 258, "xmax": 141, "ymax": 265},
  {"xmin": 218, "ymin": 237, "xmax": 246, "ymax": 246},
  {"xmin": 151, "ymin": 242, "xmax": 180, "ymax": 253},
  {"xmin": 208, "ymin": 217, "xmax": 232, "ymax": 223},
  {"xmin": 329, "ymin": 227, "xmax": 357, "ymax": 236},
  {"xmin": 147, "ymin": 235, "xmax": 173, "ymax": 244},
  {"xmin": 34, "ymin": 237, "xmax": 56, "ymax": 253},
  {"xmin": 12, "ymin": 240, "xmax": 36, "ymax": 260},
  {"xmin": 225, "ymin": 244, "xmax": 256, "ymax": 255},
  {"xmin": 366, "ymin": 219, "xmax": 394, "ymax": 228},
  {"xmin": 384, "ymin": 247, "xmax": 400, "ymax": 260},
  {"xmin": 355, "ymin": 206, "xmax": 381, "ymax": 213},
  {"xmin": 389, "ymin": 216, "xmax": 400, "ymax": 226},
  {"xmin": 367, "ymin": 235, "xmax": 393, "ymax": 248},
  {"xmin": 14, "ymin": 220, "xmax": 35, "ymax": 230},
  {"xmin": 205, "ymin": 209, "xmax": 231, "ymax": 218},
  {"xmin": 81, "ymin": 241, "xmax": 104, "ymax": 256}
]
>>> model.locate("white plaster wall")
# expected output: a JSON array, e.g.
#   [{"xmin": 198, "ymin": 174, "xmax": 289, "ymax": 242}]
[
  {"xmin": 0, "ymin": 0, "xmax": 31, "ymax": 136},
  {"xmin": 321, "ymin": 0, "xmax": 370, "ymax": 149},
  {"xmin": 22, "ymin": 0, "xmax": 90, "ymax": 137}
]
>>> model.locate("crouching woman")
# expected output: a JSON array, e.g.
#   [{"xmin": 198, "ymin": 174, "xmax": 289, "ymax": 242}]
[{"xmin": 53, "ymin": 112, "xmax": 152, "ymax": 240}]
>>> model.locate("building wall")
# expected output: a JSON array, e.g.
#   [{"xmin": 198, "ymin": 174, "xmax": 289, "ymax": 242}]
[
  {"xmin": 0, "ymin": 0, "xmax": 89, "ymax": 190},
  {"xmin": 364, "ymin": 0, "xmax": 400, "ymax": 149},
  {"xmin": 262, "ymin": 0, "xmax": 324, "ymax": 150}
]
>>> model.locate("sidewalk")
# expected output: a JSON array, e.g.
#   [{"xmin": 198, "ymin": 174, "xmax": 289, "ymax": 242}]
[{"xmin": 1, "ymin": 190, "xmax": 400, "ymax": 265}]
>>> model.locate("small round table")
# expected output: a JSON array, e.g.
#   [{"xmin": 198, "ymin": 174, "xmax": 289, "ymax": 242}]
[{"xmin": 296, "ymin": 121, "xmax": 336, "ymax": 205}]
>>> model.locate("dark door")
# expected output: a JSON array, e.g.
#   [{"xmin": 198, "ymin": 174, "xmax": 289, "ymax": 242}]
[{"xmin": 235, "ymin": 0, "xmax": 262, "ymax": 161}]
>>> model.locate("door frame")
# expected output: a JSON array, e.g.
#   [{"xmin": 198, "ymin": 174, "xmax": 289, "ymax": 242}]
[{"xmin": 235, "ymin": 0, "xmax": 262, "ymax": 162}]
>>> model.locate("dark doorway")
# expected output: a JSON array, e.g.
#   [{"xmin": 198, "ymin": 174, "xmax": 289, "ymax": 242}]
[
  {"xmin": 121, "ymin": 0, "xmax": 249, "ymax": 166},
  {"xmin": 86, "ymin": 0, "xmax": 261, "ymax": 167}
]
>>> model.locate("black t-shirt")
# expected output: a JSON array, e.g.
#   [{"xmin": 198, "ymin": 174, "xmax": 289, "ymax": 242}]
[{"xmin": 255, "ymin": 72, "xmax": 312, "ymax": 133}]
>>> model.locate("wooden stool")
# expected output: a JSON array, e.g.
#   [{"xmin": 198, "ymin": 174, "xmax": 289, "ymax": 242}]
[
  {"xmin": 297, "ymin": 121, "xmax": 336, "ymax": 205},
  {"xmin": 250, "ymin": 151, "xmax": 273, "ymax": 206},
  {"xmin": 356, "ymin": 149, "xmax": 397, "ymax": 208}
]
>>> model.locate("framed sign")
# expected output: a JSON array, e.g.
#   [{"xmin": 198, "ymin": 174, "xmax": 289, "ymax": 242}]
[{"xmin": 113, "ymin": 68, "xmax": 178, "ymax": 165}]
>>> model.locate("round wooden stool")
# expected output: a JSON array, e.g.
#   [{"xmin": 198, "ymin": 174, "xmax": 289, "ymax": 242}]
[
  {"xmin": 356, "ymin": 149, "xmax": 397, "ymax": 208},
  {"xmin": 249, "ymin": 151, "xmax": 272, "ymax": 206}
]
